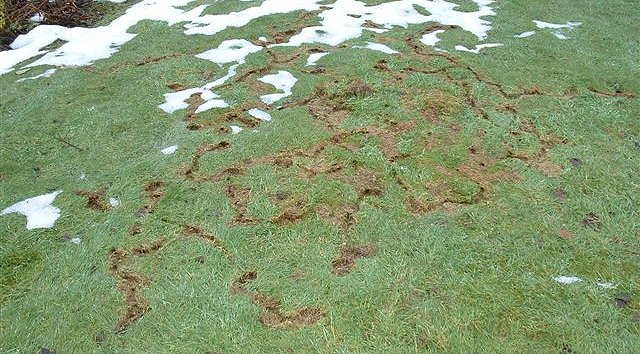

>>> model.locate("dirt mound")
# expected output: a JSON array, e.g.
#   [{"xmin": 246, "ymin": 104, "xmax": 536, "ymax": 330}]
[
  {"xmin": 332, "ymin": 244, "xmax": 378, "ymax": 276},
  {"xmin": 76, "ymin": 188, "xmax": 110, "ymax": 211},
  {"xmin": 135, "ymin": 181, "xmax": 165, "ymax": 216},
  {"xmin": 226, "ymin": 185, "xmax": 258, "ymax": 226},
  {"xmin": 108, "ymin": 240, "xmax": 165, "ymax": 334},
  {"xmin": 231, "ymin": 271, "xmax": 325, "ymax": 328}
]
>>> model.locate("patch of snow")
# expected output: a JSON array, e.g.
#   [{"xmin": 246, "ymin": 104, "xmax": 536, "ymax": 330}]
[
  {"xmin": 353, "ymin": 42, "xmax": 398, "ymax": 54},
  {"xmin": 1, "ymin": 191, "xmax": 62, "ymax": 230},
  {"xmin": 29, "ymin": 13, "xmax": 44, "ymax": 23},
  {"xmin": 455, "ymin": 43, "xmax": 503, "ymax": 53},
  {"xmin": 553, "ymin": 33, "xmax": 568, "ymax": 40},
  {"xmin": 533, "ymin": 20, "xmax": 581, "ymax": 40},
  {"xmin": 554, "ymin": 275, "xmax": 582, "ymax": 284},
  {"xmin": 230, "ymin": 125, "xmax": 243, "ymax": 134},
  {"xmin": 275, "ymin": 0, "xmax": 496, "ymax": 48},
  {"xmin": 109, "ymin": 198, "xmax": 120, "ymax": 208},
  {"xmin": 161, "ymin": 145, "xmax": 178, "ymax": 155},
  {"xmin": 79, "ymin": 172, "xmax": 86, "ymax": 180},
  {"xmin": 514, "ymin": 31, "xmax": 535, "ymax": 38},
  {"xmin": 194, "ymin": 96, "xmax": 229, "ymax": 113},
  {"xmin": 160, "ymin": 39, "xmax": 261, "ymax": 114},
  {"xmin": 596, "ymin": 281, "xmax": 618, "ymax": 289},
  {"xmin": 184, "ymin": 0, "xmax": 322, "ymax": 36},
  {"xmin": 258, "ymin": 36, "xmax": 268, "ymax": 42},
  {"xmin": 420, "ymin": 30, "xmax": 445, "ymax": 46},
  {"xmin": 70, "ymin": 237, "xmax": 82, "ymax": 244},
  {"xmin": 533, "ymin": 20, "xmax": 582, "ymax": 30},
  {"xmin": 248, "ymin": 108, "xmax": 272, "ymax": 121},
  {"xmin": 0, "ymin": 0, "xmax": 208, "ymax": 75},
  {"xmin": 306, "ymin": 52, "xmax": 328, "ymax": 66},
  {"xmin": 195, "ymin": 39, "xmax": 262, "ymax": 65},
  {"xmin": 1, "ymin": 0, "xmax": 499, "ymax": 78},
  {"xmin": 258, "ymin": 70, "xmax": 297, "ymax": 105},
  {"xmin": 16, "ymin": 68, "xmax": 56, "ymax": 82}
]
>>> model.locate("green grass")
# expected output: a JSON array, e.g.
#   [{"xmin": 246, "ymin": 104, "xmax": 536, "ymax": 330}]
[{"xmin": 1, "ymin": 0, "xmax": 639, "ymax": 353}]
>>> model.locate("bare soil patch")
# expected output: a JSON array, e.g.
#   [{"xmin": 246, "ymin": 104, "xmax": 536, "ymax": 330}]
[
  {"xmin": 231, "ymin": 271, "xmax": 325, "ymax": 328},
  {"xmin": 76, "ymin": 188, "xmax": 110, "ymax": 211},
  {"xmin": 332, "ymin": 244, "xmax": 378, "ymax": 276}
]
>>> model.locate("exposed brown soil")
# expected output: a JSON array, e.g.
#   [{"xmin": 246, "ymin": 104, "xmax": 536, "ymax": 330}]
[
  {"xmin": 588, "ymin": 87, "xmax": 636, "ymax": 99},
  {"xmin": 231, "ymin": 271, "xmax": 325, "ymax": 328},
  {"xmin": 167, "ymin": 82, "xmax": 188, "ymax": 91},
  {"xmin": 226, "ymin": 185, "xmax": 258, "ymax": 225},
  {"xmin": 553, "ymin": 188, "xmax": 568, "ymax": 201},
  {"xmin": 208, "ymin": 167, "xmax": 244, "ymax": 182},
  {"xmin": 531, "ymin": 158, "xmax": 563, "ymax": 178},
  {"xmin": 352, "ymin": 121, "xmax": 416, "ymax": 161},
  {"xmin": 182, "ymin": 225, "xmax": 231, "ymax": 258},
  {"xmin": 558, "ymin": 229, "xmax": 574, "ymax": 239},
  {"xmin": 267, "ymin": 9, "xmax": 323, "ymax": 45},
  {"xmin": 458, "ymin": 158, "xmax": 519, "ymax": 198},
  {"xmin": 76, "ymin": 188, "xmax": 110, "ymax": 211},
  {"xmin": 332, "ymin": 244, "xmax": 378, "ymax": 276},
  {"xmin": 107, "ymin": 239, "xmax": 168, "ymax": 333},
  {"xmin": 273, "ymin": 200, "xmax": 307, "ymax": 225},
  {"xmin": 136, "ymin": 181, "xmax": 165, "ymax": 216},
  {"xmin": 339, "ymin": 167, "xmax": 385, "ymax": 198},
  {"xmin": 582, "ymin": 212, "xmax": 602, "ymax": 230},
  {"xmin": 290, "ymin": 270, "xmax": 306, "ymax": 281},
  {"xmin": 183, "ymin": 141, "xmax": 230, "ymax": 180},
  {"xmin": 129, "ymin": 223, "xmax": 143, "ymax": 236},
  {"xmin": 315, "ymin": 203, "xmax": 359, "ymax": 230},
  {"xmin": 344, "ymin": 79, "xmax": 375, "ymax": 97}
]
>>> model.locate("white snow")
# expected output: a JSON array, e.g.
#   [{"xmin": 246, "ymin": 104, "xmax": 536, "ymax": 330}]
[
  {"xmin": 16, "ymin": 68, "xmax": 56, "ymax": 82},
  {"xmin": 248, "ymin": 108, "xmax": 272, "ymax": 121},
  {"xmin": 194, "ymin": 97, "xmax": 229, "ymax": 113},
  {"xmin": 533, "ymin": 20, "xmax": 582, "ymax": 30},
  {"xmin": 554, "ymin": 276, "xmax": 582, "ymax": 284},
  {"xmin": 230, "ymin": 125, "xmax": 244, "ymax": 134},
  {"xmin": 258, "ymin": 70, "xmax": 298, "ymax": 104},
  {"xmin": 29, "ymin": 13, "xmax": 44, "ymax": 23},
  {"xmin": 184, "ymin": 0, "xmax": 322, "ymax": 36},
  {"xmin": 354, "ymin": 42, "xmax": 398, "ymax": 54},
  {"xmin": 514, "ymin": 31, "xmax": 535, "ymax": 38},
  {"xmin": 79, "ymin": 172, "xmax": 86, "ymax": 180},
  {"xmin": 1, "ymin": 191, "xmax": 63, "ymax": 230},
  {"xmin": 160, "ymin": 39, "xmax": 261, "ymax": 114},
  {"xmin": 274, "ymin": 0, "xmax": 496, "ymax": 48},
  {"xmin": 70, "ymin": 237, "xmax": 82, "ymax": 244},
  {"xmin": 455, "ymin": 43, "xmax": 503, "ymax": 53},
  {"xmin": 1, "ymin": 0, "xmax": 500, "ymax": 78},
  {"xmin": 109, "ymin": 198, "xmax": 120, "ymax": 208},
  {"xmin": 161, "ymin": 145, "xmax": 178, "ymax": 155},
  {"xmin": 195, "ymin": 39, "xmax": 262, "ymax": 65},
  {"xmin": 533, "ymin": 20, "xmax": 581, "ymax": 40},
  {"xmin": 421, "ymin": 30, "xmax": 445, "ymax": 46},
  {"xmin": 596, "ymin": 281, "xmax": 618, "ymax": 289},
  {"xmin": 0, "ymin": 0, "xmax": 207, "ymax": 75},
  {"xmin": 306, "ymin": 52, "xmax": 328, "ymax": 66}
]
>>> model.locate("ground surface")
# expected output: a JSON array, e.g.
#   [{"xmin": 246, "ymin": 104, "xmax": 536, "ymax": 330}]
[{"xmin": 0, "ymin": 0, "xmax": 639, "ymax": 353}]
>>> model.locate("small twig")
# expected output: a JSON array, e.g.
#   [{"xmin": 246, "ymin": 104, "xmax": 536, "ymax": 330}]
[{"xmin": 54, "ymin": 136, "xmax": 84, "ymax": 151}]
